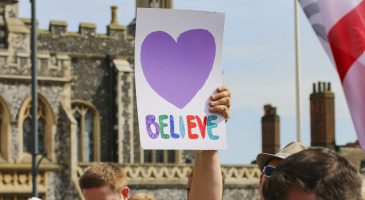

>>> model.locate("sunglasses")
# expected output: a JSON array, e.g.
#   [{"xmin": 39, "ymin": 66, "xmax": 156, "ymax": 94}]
[{"xmin": 262, "ymin": 165, "xmax": 276, "ymax": 177}]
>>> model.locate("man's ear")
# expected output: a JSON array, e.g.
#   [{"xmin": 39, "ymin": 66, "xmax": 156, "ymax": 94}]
[{"xmin": 121, "ymin": 186, "xmax": 129, "ymax": 200}]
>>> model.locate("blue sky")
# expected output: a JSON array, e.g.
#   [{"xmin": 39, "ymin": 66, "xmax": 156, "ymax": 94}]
[{"xmin": 19, "ymin": 0, "xmax": 358, "ymax": 164}]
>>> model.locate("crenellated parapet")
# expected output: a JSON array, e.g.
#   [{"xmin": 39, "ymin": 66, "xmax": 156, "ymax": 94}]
[
  {"xmin": 0, "ymin": 50, "xmax": 72, "ymax": 82},
  {"xmin": 35, "ymin": 22, "xmax": 132, "ymax": 58},
  {"xmin": 49, "ymin": 20, "xmax": 67, "ymax": 37},
  {"xmin": 15, "ymin": 6, "xmax": 134, "ymax": 59}
]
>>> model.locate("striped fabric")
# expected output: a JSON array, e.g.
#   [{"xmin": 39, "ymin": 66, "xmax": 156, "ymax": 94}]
[{"xmin": 299, "ymin": 0, "xmax": 365, "ymax": 151}]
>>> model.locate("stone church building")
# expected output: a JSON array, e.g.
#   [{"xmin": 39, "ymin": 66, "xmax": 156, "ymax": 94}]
[
  {"xmin": 0, "ymin": 0, "xmax": 260, "ymax": 199},
  {"xmin": 0, "ymin": 0, "xmax": 362, "ymax": 199}
]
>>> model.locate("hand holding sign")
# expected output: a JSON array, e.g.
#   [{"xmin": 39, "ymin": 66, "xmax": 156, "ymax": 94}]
[
  {"xmin": 135, "ymin": 8, "xmax": 226, "ymax": 150},
  {"xmin": 209, "ymin": 86, "xmax": 231, "ymax": 120}
]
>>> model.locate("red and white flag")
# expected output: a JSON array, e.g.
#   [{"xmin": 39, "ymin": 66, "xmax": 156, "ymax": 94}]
[{"xmin": 299, "ymin": 0, "xmax": 365, "ymax": 151}]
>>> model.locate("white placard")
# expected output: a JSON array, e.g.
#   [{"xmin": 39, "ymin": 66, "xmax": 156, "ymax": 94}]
[{"xmin": 135, "ymin": 8, "xmax": 226, "ymax": 150}]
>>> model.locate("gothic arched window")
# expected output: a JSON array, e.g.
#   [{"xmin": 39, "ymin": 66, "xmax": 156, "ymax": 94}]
[
  {"xmin": 71, "ymin": 100, "xmax": 100, "ymax": 163},
  {"xmin": 18, "ymin": 95, "xmax": 55, "ymax": 162}
]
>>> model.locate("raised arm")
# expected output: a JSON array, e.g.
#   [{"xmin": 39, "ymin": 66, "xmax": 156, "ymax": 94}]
[{"xmin": 189, "ymin": 86, "xmax": 231, "ymax": 200}]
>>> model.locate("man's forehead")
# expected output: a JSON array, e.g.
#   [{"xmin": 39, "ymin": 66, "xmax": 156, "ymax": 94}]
[{"xmin": 82, "ymin": 185, "xmax": 118, "ymax": 200}]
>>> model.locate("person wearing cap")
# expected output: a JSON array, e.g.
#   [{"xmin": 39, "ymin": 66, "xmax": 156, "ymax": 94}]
[
  {"xmin": 256, "ymin": 141, "xmax": 306, "ymax": 200},
  {"xmin": 262, "ymin": 147, "xmax": 363, "ymax": 200}
]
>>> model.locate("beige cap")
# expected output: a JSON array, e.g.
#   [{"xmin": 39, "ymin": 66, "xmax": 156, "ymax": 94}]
[{"xmin": 256, "ymin": 141, "xmax": 306, "ymax": 171}]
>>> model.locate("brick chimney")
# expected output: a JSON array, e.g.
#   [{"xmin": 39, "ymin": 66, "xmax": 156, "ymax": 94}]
[
  {"xmin": 261, "ymin": 104, "xmax": 280, "ymax": 154},
  {"xmin": 310, "ymin": 82, "xmax": 335, "ymax": 149}
]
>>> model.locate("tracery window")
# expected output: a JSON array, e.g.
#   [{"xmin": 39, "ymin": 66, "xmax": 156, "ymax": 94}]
[
  {"xmin": 22, "ymin": 104, "xmax": 46, "ymax": 154},
  {"xmin": 19, "ymin": 95, "xmax": 55, "ymax": 162},
  {"xmin": 71, "ymin": 100, "xmax": 100, "ymax": 162}
]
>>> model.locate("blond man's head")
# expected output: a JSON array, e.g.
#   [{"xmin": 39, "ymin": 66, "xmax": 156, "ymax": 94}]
[{"xmin": 79, "ymin": 163, "xmax": 128, "ymax": 200}]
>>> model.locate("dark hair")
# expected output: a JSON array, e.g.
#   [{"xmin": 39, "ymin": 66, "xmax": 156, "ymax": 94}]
[
  {"xmin": 263, "ymin": 147, "xmax": 362, "ymax": 200},
  {"xmin": 79, "ymin": 163, "xmax": 126, "ymax": 192}
]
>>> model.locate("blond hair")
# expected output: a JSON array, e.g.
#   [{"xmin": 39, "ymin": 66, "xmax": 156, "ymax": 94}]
[
  {"xmin": 129, "ymin": 193, "xmax": 156, "ymax": 200},
  {"xmin": 79, "ymin": 163, "xmax": 126, "ymax": 192}
]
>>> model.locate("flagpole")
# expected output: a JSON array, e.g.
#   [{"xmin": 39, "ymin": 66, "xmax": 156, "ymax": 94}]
[{"xmin": 294, "ymin": 0, "xmax": 302, "ymax": 143}]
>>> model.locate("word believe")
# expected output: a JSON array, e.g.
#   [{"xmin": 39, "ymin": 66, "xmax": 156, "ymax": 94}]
[{"xmin": 145, "ymin": 115, "xmax": 219, "ymax": 140}]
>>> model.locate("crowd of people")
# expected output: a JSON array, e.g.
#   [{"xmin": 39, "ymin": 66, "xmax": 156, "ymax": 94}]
[{"xmin": 75, "ymin": 86, "xmax": 364, "ymax": 200}]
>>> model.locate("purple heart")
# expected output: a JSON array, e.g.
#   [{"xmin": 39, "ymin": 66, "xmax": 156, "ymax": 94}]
[{"xmin": 141, "ymin": 29, "xmax": 216, "ymax": 109}]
